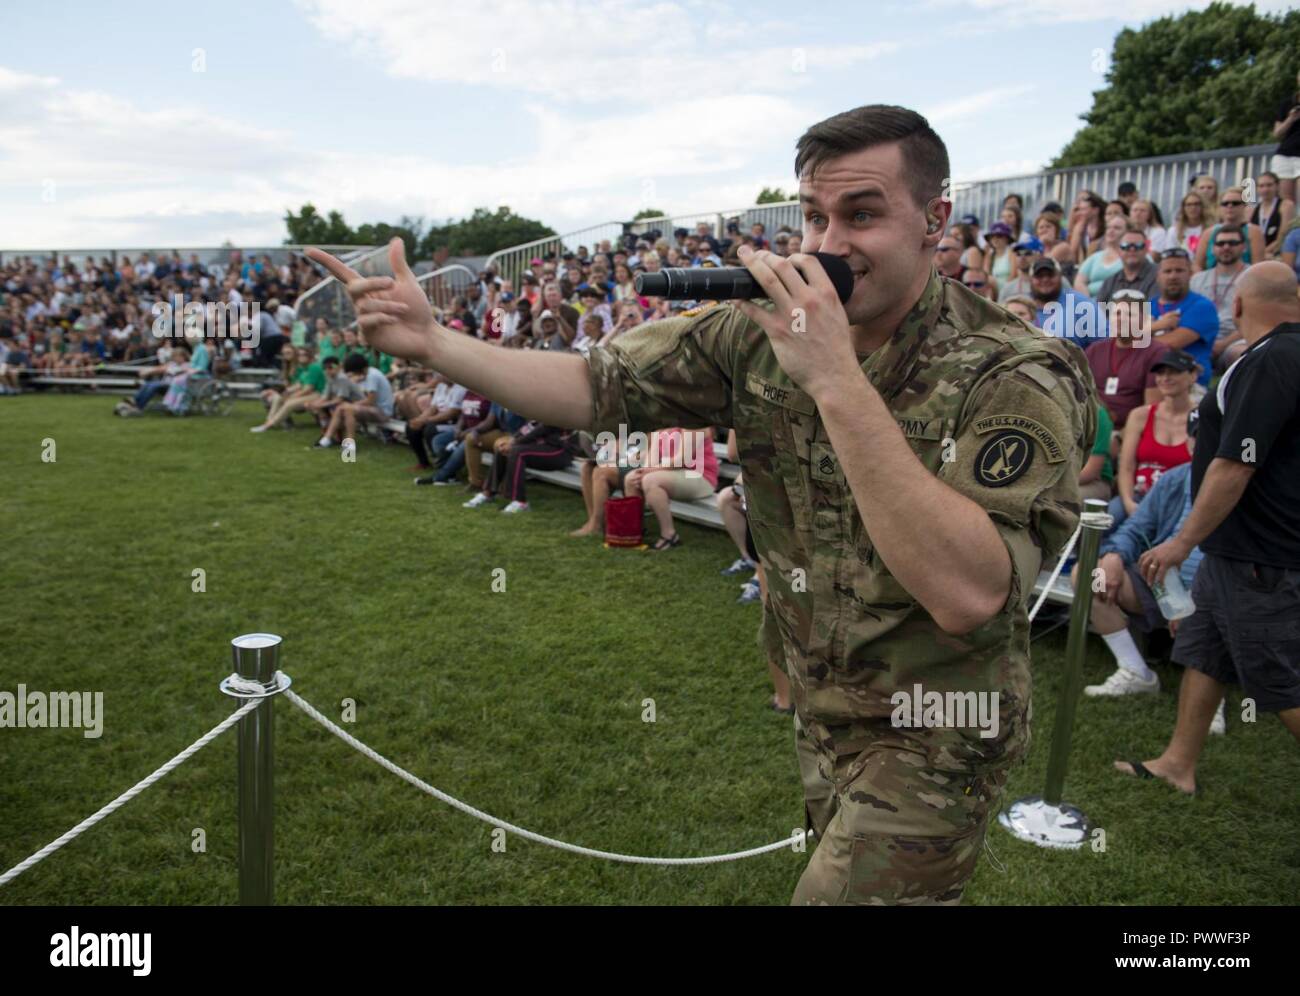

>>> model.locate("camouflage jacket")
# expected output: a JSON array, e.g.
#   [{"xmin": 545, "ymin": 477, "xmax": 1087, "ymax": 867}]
[{"xmin": 585, "ymin": 270, "xmax": 1097, "ymax": 775}]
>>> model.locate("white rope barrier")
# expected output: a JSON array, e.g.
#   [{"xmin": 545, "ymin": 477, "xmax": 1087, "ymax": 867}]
[
  {"xmin": 1026, "ymin": 509, "xmax": 1114, "ymax": 624},
  {"xmin": 0, "ymin": 698, "xmax": 260, "ymax": 887},
  {"xmin": 283, "ymin": 687, "xmax": 807, "ymax": 866}
]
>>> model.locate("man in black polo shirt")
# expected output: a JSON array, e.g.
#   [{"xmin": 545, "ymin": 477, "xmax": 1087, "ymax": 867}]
[{"xmin": 1116, "ymin": 261, "xmax": 1300, "ymax": 794}]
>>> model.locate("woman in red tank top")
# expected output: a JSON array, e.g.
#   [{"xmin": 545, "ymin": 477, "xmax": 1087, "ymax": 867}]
[{"xmin": 1116, "ymin": 353, "xmax": 1196, "ymax": 516}]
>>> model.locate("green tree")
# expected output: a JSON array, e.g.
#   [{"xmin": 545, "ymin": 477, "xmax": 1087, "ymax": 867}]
[
  {"xmin": 756, "ymin": 186, "xmax": 792, "ymax": 204},
  {"xmin": 1054, "ymin": 2, "xmax": 1300, "ymax": 167},
  {"xmin": 282, "ymin": 203, "xmax": 355, "ymax": 245},
  {"xmin": 632, "ymin": 208, "xmax": 667, "ymax": 220},
  {"xmin": 418, "ymin": 206, "xmax": 555, "ymax": 257}
]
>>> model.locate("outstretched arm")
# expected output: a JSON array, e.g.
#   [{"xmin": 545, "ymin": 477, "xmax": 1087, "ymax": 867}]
[{"xmin": 306, "ymin": 240, "xmax": 594, "ymax": 430}]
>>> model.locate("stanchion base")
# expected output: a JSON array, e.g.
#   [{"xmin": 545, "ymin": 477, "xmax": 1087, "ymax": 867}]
[{"xmin": 998, "ymin": 795, "xmax": 1091, "ymax": 850}]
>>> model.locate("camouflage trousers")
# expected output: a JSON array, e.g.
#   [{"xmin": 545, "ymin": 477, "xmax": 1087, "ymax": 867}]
[{"xmin": 791, "ymin": 713, "xmax": 1009, "ymax": 905}]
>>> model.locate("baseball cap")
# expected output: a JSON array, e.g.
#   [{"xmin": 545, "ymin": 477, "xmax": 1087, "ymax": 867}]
[
  {"xmin": 960, "ymin": 214, "xmax": 980, "ymax": 227},
  {"xmin": 1031, "ymin": 257, "xmax": 1061, "ymax": 275},
  {"xmin": 1151, "ymin": 349, "xmax": 1197, "ymax": 374},
  {"xmin": 674, "ymin": 227, "xmax": 689, "ymax": 239},
  {"xmin": 1013, "ymin": 236, "xmax": 1044, "ymax": 252},
  {"xmin": 500, "ymin": 292, "xmax": 515, "ymax": 302},
  {"xmin": 986, "ymin": 222, "xmax": 1014, "ymax": 240},
  {"xmin": 577, "ymin": 284, "xmax": 601, "ymax": 298},
  {"xmin": 538, "ymin": 309, "xmax": 555, "ymax": 321}
]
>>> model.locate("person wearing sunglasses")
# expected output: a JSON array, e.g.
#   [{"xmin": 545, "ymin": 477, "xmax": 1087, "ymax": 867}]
[
  {"xmin": 1194, "ymin": 186, "xmax": 1266, "ymax": 271},
  {"xmin": 960, "ymin": 266, "xmax": 997, "ymax": 301},
  {"xmin": 996, "ymin": 238, "xmax": 1040, "ymax": 301},
  {"xmin": 1191, "ymin": 228, "xmax": 1251, "ymax": 371},
  {"xmin": 1098, "ymin": 227, "xmax": 1157, "ymax": 303},
  {"xmin": 1147, "ymin": 248, "xmax": 1217, "ymax": 387}
]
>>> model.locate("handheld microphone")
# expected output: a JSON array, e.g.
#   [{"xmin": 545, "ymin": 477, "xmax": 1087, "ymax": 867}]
[{"xmin": 634, "ymin": 252, "xmax": 855, "ymax": 304}]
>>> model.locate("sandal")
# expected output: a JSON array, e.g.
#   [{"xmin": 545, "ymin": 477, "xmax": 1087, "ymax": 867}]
[
  {"xmin": 649, "ymin": 533, "xmax": 681, "ymax": 551},
  {"xmin": 770, "ymin": 696, "xmax": 795, "ymax": 715},
  {"xmin": 1118, "ymin": 759, "xmax": 1197, "ymax": 796}
]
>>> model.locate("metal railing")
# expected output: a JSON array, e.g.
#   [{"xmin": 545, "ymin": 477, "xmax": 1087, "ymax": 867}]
[
  {"xmin": 0, "ymin": 245, "xmax": 375, "ymax": 269},
  {"xmin": 950, "ymin": 144, "xmax": 1275, "ymax": 230}
]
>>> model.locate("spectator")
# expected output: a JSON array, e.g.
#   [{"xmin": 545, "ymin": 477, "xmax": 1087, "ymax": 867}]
[
  {"xmin": 1034, "ymin": 213, "xmax": 1063, "ymax": 255},
  {"xmin": 960, "ymin": 267, "xmax": 996, "ymax": 300},
  {"xmin": 416, "ymin": 388, "xmax": 491, "ymax": 484},
  {"xmin": 1283, "ymin": 218, "xmax": 1300, "ymax": 278},
  {"xmin": 1074, "ymin": 214, "xmax": 1128, "ymax": 297},
  {"xmin": 1191, "ymin": 225, "xmax": 1250, "ymax": 371},
  {"xmin": 1117, "ymin": 262, "xmax": 1300, "ymax": 793},
  {"xmin": 1105, "ymin": 199, "xmax": 1129, "ymax": 224},
  {"xmin": 1114, "ymin": 349, "xmax": 1196, "ymax": 524},
  {"xmin": 576, "ymin": 284, "xmax": 612, "ymax": 331},
  {"xmin": 996, "ymin": 239, "xmax": 1038, "ymax": 301},
  {"xmin": 312, "ymin": 351, "xmax": 394, "ymax": 449},
  {"xmin": 1097, "ymin": 227, "xmax": 1158, "ymax": 303},
  {"xmin": 958, "ymin": 212, "xmax": 985, "ymax": 250},
  {"xmin": 933, "ymin": 237, "xmax": 966, "ymax": 280},
  {"xmin": 999, "ymin": 203, "xmax": 1025, "ymax": 244},
  {"xmin": 1085, "ymin": 289, "xmax": 1166, "ymax": 430},
  {"xmin": 1072, "ymin": 439, "xmax": 1203, "ymax": 699},
  {"xmin": 623, "ymin": 427, "xmax": 719, "ymax": 550},
  {"xmin": 1029, "ymin": 256, "xmax": 1102, "ymax": 349},
  {"xmin": 982, "ymin": 222, "xmax": 1015, "ymax": 285},
  {"xmin": 1149, "ymin": 249, "xmax": 1218, "ymax": 385},
  {"xmin": 1, "ymin": 337, "xmax": 30, "ymax": 394},
  {"xmin": 540, "ymin": 282, "xmax": 580, "ymax": 340},
  {"xmin": 1002, "ymin": 295, "xmax": 1037, "ymax": 326},
  {"xmin": 1116, "ymin": 180, "xmax": 1139, "ymax": 211},
  {"xmin": 1170, "ymin": 191, "xmax": 1209, "ymax": 254},
  {"xmin": 1252, "ymin": 171, "xmax": 1295, "ymax": 256},
  {"xmin": 1068, "ymin": 190, "xmax": 1106, "ymax": 260},
  {"xmin": 1192, "ymin": 174, "xmax": 1221, "ymax": 225},
  {"xmin": 949, "ymin": 222, "xmax": 983, "ymax": 271},
  {"xmin": 1195, "ymin": 186, "xmax": 1266, "ymax": 271},
  {"xmin": 464, "ymin": 417, "xmax": 579, "ymax": 513},
  {"xmin": 1129, "ymin": 199, "xmax": 1168, "ymax": 255},
  {"xmin": 1080, "ymin": 402, "xmax": 1115, "ymax": 503},
  {"xmin": 251, "ymin": 345, "xmax": 326, "ymax": 432},
  {"xmin": 114, "ymin": 345, "xmax": 192, "ymax": 416},
  {"xmin": 1273, "ymin": 72, "xmax": 1300, "ymax": 204},
  {"xmin": 569, "ymin": 431, "xmax": 639, "ymax": 537},
  {"xmin": 749, "ymin": 222, "xmax": 769, "ymax": 250},
  {"xmin": 404, "ymin": 378, "xmax": 464, "ymax": 473}
]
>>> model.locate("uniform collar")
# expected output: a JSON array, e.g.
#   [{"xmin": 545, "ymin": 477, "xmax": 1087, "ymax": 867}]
[{"xmin": 858, "ymin": 267, "xmax": 946, "ymax": 402}]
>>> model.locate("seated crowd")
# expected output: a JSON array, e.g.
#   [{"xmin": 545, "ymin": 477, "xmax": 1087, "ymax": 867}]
[{"xmin": 4, "ymin": 180, "xmax": 1296, "ymax": 723}]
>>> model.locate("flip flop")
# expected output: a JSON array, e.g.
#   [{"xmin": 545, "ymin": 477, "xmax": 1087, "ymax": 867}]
[{"xmin": 1118, "ymin": 759, "xmax": 1198, "ymax": 796}]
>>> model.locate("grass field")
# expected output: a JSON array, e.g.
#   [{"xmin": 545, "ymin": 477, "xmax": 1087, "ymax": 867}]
[{"xmin": 1, "ymin": 394, "xmax": 1297, "ymax": 905}]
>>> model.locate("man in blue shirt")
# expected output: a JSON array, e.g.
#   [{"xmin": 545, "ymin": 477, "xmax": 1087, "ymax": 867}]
[
  {"xmin": 1149, "ymin": 248, "xmax": 1218, "ymax": 385},
  {"xmin": 1030, "ymin": 256, "xmax": 1104, "ymax": 350}
]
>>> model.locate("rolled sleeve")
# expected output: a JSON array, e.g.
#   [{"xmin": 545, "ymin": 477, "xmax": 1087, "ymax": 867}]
[{"xmin": 583, "ymin": 305, "xmax": 736, "ymax": 436}]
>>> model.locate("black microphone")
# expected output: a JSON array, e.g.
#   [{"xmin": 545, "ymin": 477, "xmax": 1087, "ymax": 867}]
[{"xmin": 634, "ymin": 251, "xmax": 854, "ymax": 304}]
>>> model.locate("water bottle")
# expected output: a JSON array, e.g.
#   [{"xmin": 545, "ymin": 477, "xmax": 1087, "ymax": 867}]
[{"xmin": 1152, "ymin": 567, "xmax": 1195, "ymax": 620}]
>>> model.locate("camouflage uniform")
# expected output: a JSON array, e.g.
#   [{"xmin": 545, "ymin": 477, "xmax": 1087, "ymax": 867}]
[{"xmin": 584, "ymin": 270, "xmax": 1096, "ymax": 905}]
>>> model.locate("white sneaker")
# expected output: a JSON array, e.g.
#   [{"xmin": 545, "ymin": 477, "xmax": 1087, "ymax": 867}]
[
  {"xmin": 501, "ymin": 500, "xmax": 529, "ymax": 514},
  {"xmin": 1209, "ymin": 699, "xmax": 1226, "ymax": 736},
  {"xmin": 462, "ymin": 493, "xmax": 493, "ymax": 508},
  {"xmin": 1084, "ymin": 666, "xmax": 1160, "ymax": 698},
  {"xmin": 250, "ymin": 425, "xmax": 268, "ymax": 433}
]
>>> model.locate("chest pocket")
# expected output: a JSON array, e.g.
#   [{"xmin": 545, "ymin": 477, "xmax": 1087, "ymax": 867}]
[{"xmin": 734, "ymin": 370, "xmax": 817, "ymax": 529}]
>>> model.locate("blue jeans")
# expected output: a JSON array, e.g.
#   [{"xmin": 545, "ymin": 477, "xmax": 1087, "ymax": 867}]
[
  {"xmin": 427, "ymin": 428, "xmax": 465, "ymax": 482},
  {"xmin": 134, "ymin": 379, "xmax": 169, "ymax": 410}
]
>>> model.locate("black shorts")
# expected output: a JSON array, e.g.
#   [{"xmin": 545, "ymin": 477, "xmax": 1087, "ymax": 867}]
[
  {"xmin": 1172, "ymin": 553, "xmax": 1300, "ymax": 712},
  {"xmin": 1123, "ymin": 563, "xmax": 1166, "ymax": 634}
]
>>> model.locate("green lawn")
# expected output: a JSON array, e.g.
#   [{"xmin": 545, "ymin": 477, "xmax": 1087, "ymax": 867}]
[{"xmin": 1, "ymin": 395, "xmax": 1296, "ymax": 905}]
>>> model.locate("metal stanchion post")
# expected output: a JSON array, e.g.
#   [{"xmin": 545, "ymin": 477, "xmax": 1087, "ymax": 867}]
[
  {"xmin": 1000, "ymin": 499, "xmax": 1110, "ymax": 849},
  {"xmin": 221, "ymin": 633, "xmax": 286, "ymax": 905}
]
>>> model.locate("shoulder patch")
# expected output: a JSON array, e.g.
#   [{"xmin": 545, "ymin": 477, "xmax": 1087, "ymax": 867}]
[
  {"xmin": 975, "ymin": 430, "xmax": 1034, "ymax": 487},
  {"xmin": 973, "ymin": 414, "xmax": 1065, "ymax": 462}
]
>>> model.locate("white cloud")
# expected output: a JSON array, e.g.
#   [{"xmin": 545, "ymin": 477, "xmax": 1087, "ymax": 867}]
[
  {"xmin": 923, "ymin": 85, "xmax": 1036, "ymax": 126},
  {"xmin": 293, "ymin": 0, "xmax": 899, "ymax": 102},
  {"xmin": 0, "ymin": 63, "xmax": 812, "ymax": 247},
  {"xmin": 929, "ymin": 0, "xmax": 1296, "ymax": 27}
]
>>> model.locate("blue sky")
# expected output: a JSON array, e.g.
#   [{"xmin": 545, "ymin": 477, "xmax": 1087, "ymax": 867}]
[{"xmin": 0, "ymin": 0, "xmax": 1286, "ymax": 249}]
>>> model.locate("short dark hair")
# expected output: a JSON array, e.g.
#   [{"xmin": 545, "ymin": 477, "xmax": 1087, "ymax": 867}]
[
  {"xmin": 1117, "ymin": 181, "xmax": 1138, "ymax": 196},
  {"xmin": 794, "ymin": 104, "xmax": 949, "ymax": 209},
  {"xmin": 343, "ymin": 352, "xmax": 368, "ymax": 374},
  {"xmin": 323, "ymin": 356, "xmax": 340, "ymax": 368}
]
